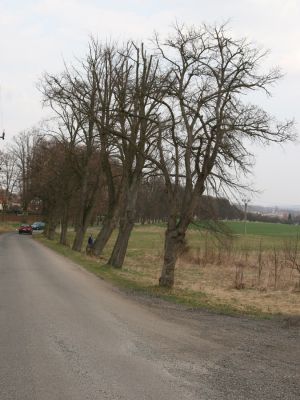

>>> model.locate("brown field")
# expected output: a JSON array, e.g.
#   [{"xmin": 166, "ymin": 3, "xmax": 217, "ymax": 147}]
[{"xmin": 95, "ymin": 225, "xmax": 300, "ymax": 316}]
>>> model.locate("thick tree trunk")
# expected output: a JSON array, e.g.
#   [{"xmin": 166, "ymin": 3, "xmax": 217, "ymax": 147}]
[
  {"xmin": 72, "ymin": 203, "xmax": 94, "ymax": 251},
  {"xmin": 59, "ymin": 203, "xmax": 69, "ymax": 245},
  {"xmin": 108, "ymin": 217, "xmax": 134, "ymax": 268},
  {"xmin": 92, "ymin": 214, "xmax": 118, "ymax": 256},
  {"xmin": 46, "ymin": 220, "xmax": 57, "ymax": 240},
  {"xmin": 72, "ymin": 166, "xmax": 100, "ymax": 252},
  {"xmin": 72, "ymin": 225, "xmax": 86, "ymax": 251},
  {"xmin": 91, "ymin": 166, "xmax": 129, "ymax": 258},
  {"xmin": 159, "ymin": 184, "xmax": 205, "ymax": 288},
  {"xmin": 72, "ymin": 182, "xmax": 105, "ymax": 252},
  {"xmin": 108, "ymin": 181, "xmax": 139, "ymax": 268},
  {"xmin": 72, "ymin": 213, "xmax": 88, "ymax": 251},
  {"xmin": 60, "ymin": 218, "xmax": 68, "ymax": 245},
  {"xmin": 159, "ymin": 209, "xmax": 192, "ymax": 288},
  {"xmin": 159, "ymin": 226, "xmax": 186, "ymax": 288},
  {"xmin": 72, "ymin": 165, "xmax": 90, "ymax": 252},
  {"xmin": 72, "ymin": 199, "xmax": 97, "ymax": 251}
]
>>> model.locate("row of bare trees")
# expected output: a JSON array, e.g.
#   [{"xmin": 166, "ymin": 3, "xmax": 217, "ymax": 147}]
[
  {"xmin": 7, "ymin": 24, "xmax": 294, "ymax": 287},
  {"xmin": 0, "ymin": 130, "xmax": 40, "ymax": 212}
]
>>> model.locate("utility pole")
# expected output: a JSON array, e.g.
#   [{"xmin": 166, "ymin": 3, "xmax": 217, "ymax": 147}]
[
  {"xmin": 0, "ymin": 131, "xmax": 4, "ymax": 175},
  {"xmin": 0, "ymin": 85, "xmax": 5, "ymax": 141},
  {"xmin": 242, "ymin": 198, "xmax": 250, "ymax": 235}
]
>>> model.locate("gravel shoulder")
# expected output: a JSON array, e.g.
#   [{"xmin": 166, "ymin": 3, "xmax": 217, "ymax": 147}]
[{"xmin": 113, "ymin": 286, "xmax": 300, "ymax": 400}]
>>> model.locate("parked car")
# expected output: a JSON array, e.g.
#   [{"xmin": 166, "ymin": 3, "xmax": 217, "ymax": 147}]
[
  {"xmin": 18, "ymin": 224, "xmax": 33, "ymax": 235},
  {"xmin": 31, "ymin": 221, "xmax": 45, "ymax": 230}
]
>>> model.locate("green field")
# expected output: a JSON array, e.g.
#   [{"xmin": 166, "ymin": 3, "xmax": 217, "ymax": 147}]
[
  {"xmin": 225, "ymin": 220, "xmax": 300, "ymax": 237},
  {"xmin": 186, "ymin": 220, "xmax": 300, "ymax": 252}
]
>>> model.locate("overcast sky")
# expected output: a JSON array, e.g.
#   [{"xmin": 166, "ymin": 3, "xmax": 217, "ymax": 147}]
[{"xmin": 0, "ymin": 0, "xmax": 299, "ymax": 206}]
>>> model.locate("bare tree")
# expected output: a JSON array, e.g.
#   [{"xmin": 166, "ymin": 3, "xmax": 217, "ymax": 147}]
[
  {"xmin": 73, "ymin": 39, "xmax": 168, "ymax": 266},
  {"xmin": 29, "ymin": 138, "xmax": 64, "ymax": 239},
  {"xmin": 0, "ymin": 150, "xmax": 18, "ymax": 210},
  {"xmin": 29, "ymin": 136, "xmax": 103, "ymax": 242},
  {"xmin": 11, "ymin": 129, "xmax": 41, "ymax": 211},
  {"xmin": 153, "ymin": 24, "xmax": 294, "ymax": 287},
  {"xmin": 37, "ymin": 26, "xmax": 294, "ymax": 285},
  {"xmin": 107, "ymin": 42, "xmax": 167, "ymax": 268},
  {"xmin": 84, "ymin": 42, "xmax": 126, "ymax": 257},
  {"xmin": 40, "ymin": 52, "xmax": 103, "ymax": 251}
]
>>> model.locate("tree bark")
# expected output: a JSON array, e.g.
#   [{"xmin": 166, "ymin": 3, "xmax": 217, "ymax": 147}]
[
  {"xmin": 108, "ymin": 216, "xmax": 134, "ymax": 268},
  {"xmin": 159, "ymin": 225, "xmax": 186, "ymax": 288},
  {"xmin": 159, "ymin": 207, "xmax": 193, "ymax": 288},
  {"xmin": 91, "ymin": 143, "xmax": 124, "ymax": 257},
  {"xmin": 59, "ymin": 212, "xmax": 69, "ymax": 246},
  {"xmin": 72, "ymin": 225, "xmax": 86, "ymax": 251},
  {"xmin": 72, "ymin": 204, "xmax": 94, "ymax": 252},
  {"xmin": 72, "ymin": 193, "xmax": 98, "ymax": 251},
  {"xmin": 108, "ymin": 181, "xmax": 138, "ymax": 268},
  {"xmin": 72, "ymin": 163, "xmax": 101, "ymax": 252},
  {"xmin": 91, "ymin": 176, "xmax": 127, "ymax": 257},
  {"xmin": 92, "ymin": 213, "xmax": 118, "ymax": 256},
  {"xmin": 72, "ymin": 168, "xmax": 89, "ymax": 251},
  {"xmin": 46, "ymin": 219, "xmax": 57, "ymax": 240}
]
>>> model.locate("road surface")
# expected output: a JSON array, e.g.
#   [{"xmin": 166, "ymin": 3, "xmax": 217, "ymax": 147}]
[{"xmin": 0, "ymin": 232, "xmax": 299, "ymax": 399}]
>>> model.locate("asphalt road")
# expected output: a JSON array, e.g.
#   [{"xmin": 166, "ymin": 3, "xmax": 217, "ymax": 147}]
[{"xmin": 0, "ymin": 232, "xmax": 299, "ymax": 400}]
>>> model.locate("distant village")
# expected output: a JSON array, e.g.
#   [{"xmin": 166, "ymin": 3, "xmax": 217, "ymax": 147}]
[
  {"xmin": 0, "ymin": 190, "xmax": 42, "ymax": 216},
  {"xmin": 238, "ymin": 204, "xmax": 300, "ymax": 224}
]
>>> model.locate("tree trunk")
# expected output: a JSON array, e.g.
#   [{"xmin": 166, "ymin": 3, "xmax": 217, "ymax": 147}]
[
  {"xmin": 72, "ymin": 216, "xmax": 89, "ymax": 251},
  {"xmin": 72, "ymin": 200, "xmax": 94, "ymax": 251},
  {"xmin": 108, "ymin": 181, "xmax": 138, "ymax": 268},
  {"xmin": 159, "ymin": 226, "xmax": 186, "ymax": 288},
  {"xmin": 72, "ymin": 165, "xmax": 90, "ymax": 252},
  {"xmin": 46, "ymin": 220, "xmax": 57, "ymax": 240},
  {"xmin": 60, "ymin": 217, "xmax": 68, "ymax": 245},
  {"xmin": 108, "ymin": 217, "xmax": 134, "ymax": 268},
  {"xmin": 92, "ymin": 214, "xmax": 118, "ymax": 256},
  {"xmin": 72, "ymin": 170, "xmax": 100, "ymax": 252},
  {"xmin": 72, "ymin": 225, "xmax": 86, "ymax": 251},
  {"xmin": 159, "ymin": 209, "xmax": 192, "ymax": 288},
  {"xmin": 159, "ymin": 185, "xmax": 205, "ymax": 287}
]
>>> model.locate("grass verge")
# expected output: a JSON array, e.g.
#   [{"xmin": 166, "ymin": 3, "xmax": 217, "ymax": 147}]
[
  {"xmin": 0, "ymin": 222, "xmax": 19, "ymax": 234},
  {"xmin": 36, "ymin": 235, "xmax": 272, "ymax": 319}
]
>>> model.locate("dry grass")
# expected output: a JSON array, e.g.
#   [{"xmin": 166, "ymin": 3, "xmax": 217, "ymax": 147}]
[
  {"xmin": 38, "ymin": 223, "xmax": 300, "ymax": 317},
  {"xmin": 175, "ymin": 230, "xmax": 300, "ymax": 315},
  {"xmin": 0, "ymin": 222, "xmax": 18, "ymax": 234},
  {"xmin": 176, "ymin": 251, "xmax": 300, "ymax": 315},
  {"xmin": 93, "ymin": 225, "xmax": 300, "ymax": 316}
]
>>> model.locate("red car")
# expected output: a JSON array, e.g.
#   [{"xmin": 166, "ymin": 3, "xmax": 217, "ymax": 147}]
[{"xmin": 18, "ymin": 224, "xmax": 33, "ymax": 235}]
